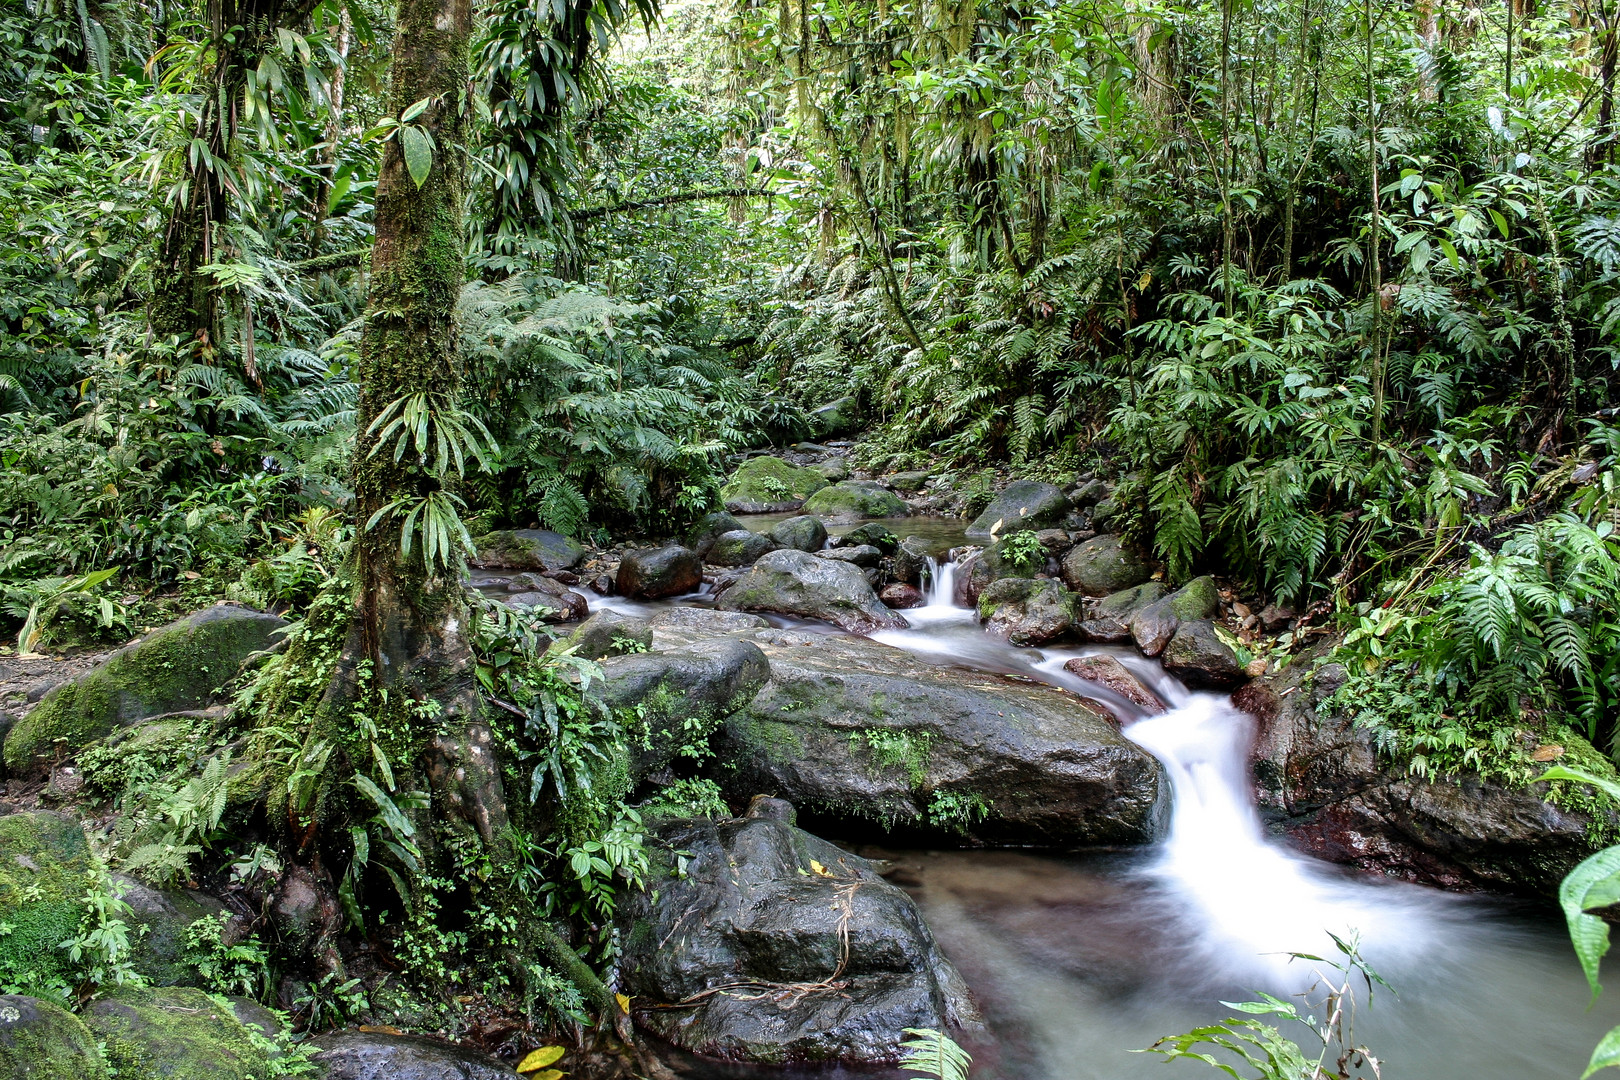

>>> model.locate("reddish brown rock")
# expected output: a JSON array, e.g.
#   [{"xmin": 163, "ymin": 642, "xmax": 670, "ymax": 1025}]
[
  {"xmin": 881, "ymin": 583, "xmax": 926, "ymax": 609},
  {"xmin": 1064, "ymin": 655, "xmax": 1166, "ymax": 714}
]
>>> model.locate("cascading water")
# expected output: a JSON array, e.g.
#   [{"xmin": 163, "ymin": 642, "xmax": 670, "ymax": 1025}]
[{"xmin": 575, "ymin": 530, "xmax": 1619, "ymax": 1077}]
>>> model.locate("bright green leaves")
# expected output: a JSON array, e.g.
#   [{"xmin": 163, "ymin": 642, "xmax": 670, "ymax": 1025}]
[
  {"xmin": 898, "ymin": 1028, "xmax": 972, "ymax": 1080},
  {"xmin": 398, "ymin": 124, "xmax": 435, "ymax": 189},
  {"xmin": 364, "ymin": 489, "xmax": 476, "ymax": 572},
  {"xmin": 362, "ymin": 97, "xmax": 439, "ymax": 188},
  {"xmin": 362, "ymin": 392, "xmax": 494, "ymax": 571},
  {"xmin": 1543, "ymin": 766, "xmax": 1620, "ymax": 1075}
]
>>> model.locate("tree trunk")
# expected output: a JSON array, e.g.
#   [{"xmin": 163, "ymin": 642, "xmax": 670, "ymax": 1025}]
[{"xmin": 341, "ymin": 0, "xmax": 475, "ymax": 707}]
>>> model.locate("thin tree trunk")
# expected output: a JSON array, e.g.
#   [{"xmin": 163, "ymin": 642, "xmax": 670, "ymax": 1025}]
[
  {"xmin": 1367, "ymin": 0, "xmax": 1386, "ymax": 441},
  {"xmin": 311, "ymin": 4, "xmax": 352, "ymax": 245}
]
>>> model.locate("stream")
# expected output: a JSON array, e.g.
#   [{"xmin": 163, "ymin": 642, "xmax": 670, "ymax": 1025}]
[{"xmin": 592, "ymin": 518, "xmax": 1620, "ymax": 1079}]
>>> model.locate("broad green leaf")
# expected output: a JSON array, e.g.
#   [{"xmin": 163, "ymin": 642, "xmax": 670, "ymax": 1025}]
[
  {"xmin": 1587, "ymin": 1025, "xmax": 1620, "ymax": 1077},
  {"xmin": 1537, "ymin": 766, "xmax": 1620, "ymax": 806},
  {"xmin": 400, "ymin": 96, "xmax": 432, "ymax": 122},
  {"xmin": 1559, "ymin": 844, "xmax": 1620, "ymax": 1000},
  {"xmin": 399, "ymin": 124, "xmax": 433, "ymax": 188}
]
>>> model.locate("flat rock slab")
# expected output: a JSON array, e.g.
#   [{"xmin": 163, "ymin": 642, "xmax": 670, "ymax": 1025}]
[
  {"xmin": 709, "ymin": 631, "xmax": 1166, "ymax": 845},
  {"xmin": 313, "ymin": 1031, "xmax": 519, "ymax": 1079},
  {"xmin": 470, "ymin": 529, "xmax": 585, "ymax": 572}
]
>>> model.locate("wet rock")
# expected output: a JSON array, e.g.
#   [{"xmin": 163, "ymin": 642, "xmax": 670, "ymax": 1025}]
[
  {"xmin": 113, "ymin": 876, "xmax": 232, "ymax": 987},
  {"xmin": 717, "ymin": 550, "xmax": 907, "ymax": 634},
  {"xmin": 313, "ymin": 1030, "xmax": 519, "ymax": 1079},
  {"xmin": 503, "ymin": 575, "xmax": 589, "ymax": 621},
  {"xmin": 881, "ymin": 583, "xmax": 926, "ymax": 610},
  {"xmin": 5, "ymin": 605, "xmax": 286, "ymax": 773},
  {"xmin": 722, "ymin": 456, "xmax": 828, "ymax": 514},
  {"xmin": 1076, "ymin": 583, "xmax": 1165, "ymax": 642},
  {"xmin": 802, "ymin": 481, "xmax": 909, "ymax": 522},
  {"xmin": 688, "ymin": 511, "xmax": 747, "ymax": 559},
  {"xmin": 617, "ymin": 805, "xmax": 975, "ymax": 1066},
  {"xmin": 709, "ymin": 633, "xmax": 1166, "ymax": 845},
  {"xmin": 816, "ymin": 544, "xmax": 883, "ymax": 569},
  {"xmin": 1090, "ymin": 494, "xmax": 1120, "ymax": 531},
  {"xmin": 838, "ymin": 522, "xmax": 901, "ymax": 554},
  {"xmin": 816, "ymin": 457, "xmax": 851, "ymax": 482},
  {"xmin": 0, "ymin": 811, "xmax": 94, "ymax": 991},
  {"xmin": 965, "ymin": 480, "xmax": 1071, "ymax": 541},
  {"xmin": 977, "ymin": 578, "xmax": 1074, "ymax": 646},
  {"xmin": 617, "ymin": 545, "xmax": 703, "ymax": 600},
  {"xmin": 1259, "ymin": 603, "xmax": 1296, "ymax": 632},
  {"xmin": 892, "ymin": 536, "xmax": 933, "ymax": 584},
  {"xmin": 84, "ymin": 986, "xmax": 277, "ymax": 1080},
  {"xmin": 708, "ymin": 529, "xmax": 777, "ymax": 567},
  {"xmin": 470, "ymin": 529, "xmax": 584, "ymax": 572},
  {"xmin": 1059, "ymin": 535, "xmax": 1154, "ymax": 597},
  {"xmin": 1070, "ymin": 478, "xmax": 1110, "ymax": 507},
  {"xmin": 603, "ymin": 639, "xmax": 771, "ymax": 778},
  {"xmin": 1160, "ymin": 620, "xmax": 1245, "ymax": 688},
  {"xmin": 769, "ymin": 514, "xmax": 829, "ymax": 553},
  {"xmin": 1129, "ymin": 576, "xmax": 1219, "ymax": 657},
  {"xmin": 1244, "ymin": 657, "xmax": 1608, "ymax": 898},
  {"xmin": 1064, "ymin": 656, "xmax": 1166, "ymax": 714},
  {"xmin": 888, "ymin": 469, "xmax": 932, "ymax": 492},
  {"xmin": 810, "ymin": 396, "xmax": 861, "ymax": 438},
  {"xmin": 646, "ymin": 608, "xmax": 771, "ymax": 649},
  {"xmin": 269, "ymin": 864, "xmax": 340, "ymax": 961},
  {"xmin": 563, "ymin": 609, "xmax": 654, "ymax": 661},
  {"xmin": 0, "ymin": 994, "xmax": 108, "ymax": 1080},
  {"xmin": 951, "ymin": 551, "xmax": 992, "ymax": 608}
]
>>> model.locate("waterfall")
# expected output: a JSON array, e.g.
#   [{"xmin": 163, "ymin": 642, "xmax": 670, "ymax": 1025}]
[
  {"xmin": 921, "ymin": 555, "xmax": 957, "ymax": 608},
  {"xmin": 1125, "ymin": 694, "xmax": 1444, "ymax": 988}
]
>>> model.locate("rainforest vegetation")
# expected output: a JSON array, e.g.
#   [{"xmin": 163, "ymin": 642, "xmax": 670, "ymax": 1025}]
[{"xmin": 1, "ymin": 0, "xmax": 1620, "ymax": 1074}]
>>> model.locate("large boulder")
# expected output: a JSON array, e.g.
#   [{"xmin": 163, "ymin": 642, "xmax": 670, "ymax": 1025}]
[
  {"xmin": 976, "ymin": 578, "xmax": 1074, "ymax": 645},
  {"xmin": 0, "ymin": 995, "xmax": 108, "ymax": 1080},
  {"xmin": 709, "ymin": 631, "xmax": 1166, "ymax": 845},
  {"xmin": 617, "ymin": 545, "xmax": 702, "ymax": 600},
  {"xmin": 802, "ymin": 481, "xmax": 909, "ymax": 523},
  {"xmin": 84, "ymin": 986, "xmax": 276, "ymax": 1080},
  {"xmin": 502, "ymin": 575, "xmax": 588, "ymax": 622},
  {"xmin": 602, "ymin": 639, "xmax": 771, "ymax": 778},
  {"xmin": 113, "ymin": 876, "xmax": 231, "ymax": 987},
  {"xmin": 810, "ymin": 396, "xmax": 861, "ymax": 437},
  {"xmin": 470, "ymin": 529, "xmax": 584, "ymax": 572},
  {"xmin": 815, "ymin": 544, "xmax": 882, "ymax": 569},
  {"xmin": 708, "ymin": 529, "xmax": 777, "ymax": 568},
  {"xmin": 5, "ymin": 605, "xmax": 285, "ymax": 772},
  {"xmin": 722, "ymin": 456, "xmax": 828, "ymax": 514},
  {"xmin": 1243, "ymin": 654, "xmax": 1607, "ymax": 897},
  {"xmin": 0, "ymin": 812, "xmax": 94, "ymax": 991},
  {"xmin": 768, "ymin": 515, "xmax": 829, "ymax": 553},
  {"xmin": 618, "ymin": 799, "xmax": 975, "ymax": 1066},
  {"xmin": 563, "ymin": 609, "xmax": 654, "ymax": 661},
  {"xmin": 313, "ymin": 1031, "xmax": 519, "ymax": 1079},
  {"xmin": 838, "ymin": 522, "xmax": 901, "ymax": 554},
  {"xmin": 892, "ymin": 536, "xmax": 934, "ymax": 584},
  {"xmin": 964, "ymin": 481, "xmax": 1070, "ymax": 540},
  {"xmin": 717, "ymin": 550, "xmax": 907, "ymax": 634},
  {"xmin": 687, "ymin": 511, "xmax": 747, "ymax": 559},
  {"xmin": 1059, "ymin": 535, "xmax": 1154, "ymax": 597},
  {"xmin": 1161, "ymin": 619, "xmax": 1245, "ymax": 688},
  {"xmin": 1076, "ymin": 582, "xmax": 1165, "ymax": 642},
  {"xmin": 1129, "ymin": 575, "xmax": 1219, "ymax": 656}
]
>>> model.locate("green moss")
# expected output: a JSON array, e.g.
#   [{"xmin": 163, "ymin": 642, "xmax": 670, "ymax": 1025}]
[
  {"xmin": 0, "ymin": 813, "xmax": 93, "ymax": 996},
  {"xmin": 801, "ymin": 482, "xmax": 907, "ymax": 520},
  {"xmin": 0, "ymin": 994, "xmax": 109, "ymax": 1079},
  {"xmin": 1167, "ymin": 575, "xmax": 1219, "ymax": 619},
  {"xmin": 85, "ymin": 987, "xmax": 276, "ymax": 1080},
  {"xmin": 720, "ymin": 456, "xmax": 828, "ymax": 508},
  {"xmin": 5, "ymin": 607, "xmax": 284, "ymax": 772}
]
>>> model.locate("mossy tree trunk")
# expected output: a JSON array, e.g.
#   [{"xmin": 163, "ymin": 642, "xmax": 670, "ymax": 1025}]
[{"xmin": 339, "ymin": 0, "xmax": 475, "ymax": 709}]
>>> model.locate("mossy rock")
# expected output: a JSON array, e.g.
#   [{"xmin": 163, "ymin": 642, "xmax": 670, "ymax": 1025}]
[
  {"xmin": 113, "ymin": 876, "xmax": 229, "ymax": 988},
  {"xmin": 810, "ymin": 395, "xmax": 861, "ymax": 437},
  {"xmin": 721, "ymin": 457, "xmax": 829, "ymax": 514},
  {"xmin": 687, "ymin": 511, "xmax": 747, "ymax": 558},
  {"xmin": 0, "ymin": 994, "xmax": 108, "ymax": 1079},
  {"xmin": 964, "ymin": 480, "xmax": 1070, "ymax": 540},
  {"xmin": 83, "ymin": 986, "xmax": 275, "ymax": 1080},
  {"xmin": 708, "ymin": 529, "xmax": 777, "ymax": 568},
  {"xmin": 1059, "ymin": 535, "xmax": 1154, "ymax": 597},
  {"xmin": 767, "ymin": 515, "xmax": 828, "ymax": 553},
  {"xmin": 801, "ymin": 482, "xmax": 908, "ymax": 523},
  {"xmin": 0, "ymin": 812, "xmax": 94, "ymax": 994},
  {"xmin": 5, "ymin": 605, "xmax": 286, "ymax": 773},
  {"xmin": 470, "ymin": 529, "xmax": 585, "ymax": 572},
  {"xmin": 564, "ymin": 609, "xmax": 654, "ymax": 661}
]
